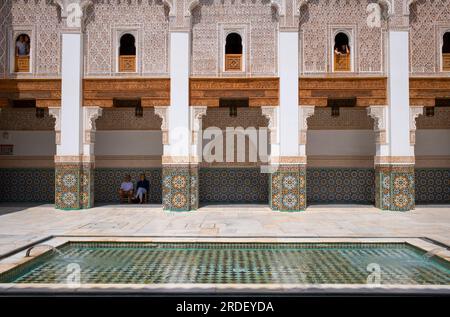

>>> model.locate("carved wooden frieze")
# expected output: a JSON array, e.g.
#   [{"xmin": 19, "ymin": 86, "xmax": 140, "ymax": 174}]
[
  {"xmin": 299, "ymin": 77, "xmax": 387, "ymax": 107},
  {"xmin": 83, "ymin": 78, "xmax": 170, "ymax": 107},
  {"xmin": 190, "ymin": 77, "xmax": 279, "ymax": 107},
  {"xmin": 0, "ymin": 79, "xmax": 61, "ymax": 107},
  {"xmin": 410, "ymin": 77, "xmax": 450, "ymax": 107}
]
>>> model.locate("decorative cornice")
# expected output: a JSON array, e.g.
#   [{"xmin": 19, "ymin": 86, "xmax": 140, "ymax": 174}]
[
  {"xmin": 375, "ymin": 156, "xmax": 415, "ymax": 165},
  {"xmin": 54, "ymin": 155, "xmax": 95, "ymax": 164},
  {"xmin": 271, "ymin": 156, "xmax": 307, "ymax": 165},
  {"xmin": 162, "ymin": 155, "xmax": 197, "ymax": 165}
]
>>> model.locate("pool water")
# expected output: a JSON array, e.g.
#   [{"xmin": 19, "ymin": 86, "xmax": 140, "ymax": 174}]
[{"xmin": 0, "ymin": 242, "xmax": 449, "ymax": 285}]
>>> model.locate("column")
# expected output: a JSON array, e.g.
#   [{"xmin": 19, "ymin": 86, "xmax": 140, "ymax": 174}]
[
  {"xmin": 54, "ymin": 1, "xmax": 93, "ymax": 210},
  {"xmin": 162, "ymin": 29, "xmax": 198, "ymax": 211},
  {"xmin": 374, "ymin": 20, "xmax": 416, "ymax": 211},
  {"xmin": 269, "ymin": 29, "xmax": 307, "ymax": 211}
]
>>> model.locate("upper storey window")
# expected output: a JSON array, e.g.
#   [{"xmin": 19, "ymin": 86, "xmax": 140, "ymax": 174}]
[
  {"xmin": 225, "ymin": 33, "xmax": 243, "ymax": 72},
  {"xmin": 15, "ymin": 34, "xmax": 31, "ymax": 73},
  {"xmin": 443, "ymin": 32, "xmax": 450, "ymax": 72},
  {"xmin": 334, "ymin": 32, "xmax": 351, "ymax": 72},
  {"xmin": 119, "ymin": 33, "xmax": 136, "ymax": 73}
]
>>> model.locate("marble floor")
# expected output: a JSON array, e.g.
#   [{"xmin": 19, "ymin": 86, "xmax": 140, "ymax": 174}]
[{"xmin": 0, "ymin": 203, "xmax": 449, "ymax": 257}]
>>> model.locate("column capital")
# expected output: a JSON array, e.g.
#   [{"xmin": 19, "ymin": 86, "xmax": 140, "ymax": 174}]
[
  {"xmin": 54, "ymin": 0, "xmax": 92, "ymax": 30},
  {"xmin": 154, "ymin": 106, "xmax": 170, "ymax": 145},
  {"xmin": 409, "ymin": 106, "xmax": 424, "ymax": 145},
  {"xmin": 83, "ymin": 106, "xmax": 102, "ymax": 145},
  {"xmin": 367, "ymin": 105, "xmax": 388, "ymax": 145},
  {"xmin": 48, "ymin": 107, "xmax": 61, "ymax": 145},
  {"xmin": 298, "ymin": 105, "xmax": 315, "ymax": 145}
]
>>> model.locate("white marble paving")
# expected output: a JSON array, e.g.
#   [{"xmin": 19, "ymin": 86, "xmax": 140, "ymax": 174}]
[{"xmin": 0, "ymin": 203, "xmax": 449, "ymax": 258}]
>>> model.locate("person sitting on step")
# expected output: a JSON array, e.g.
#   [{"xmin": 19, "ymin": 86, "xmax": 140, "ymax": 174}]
[
  {"xmin": 134, "ymin": 173, "xmax": 149, "ymax": 204},
  {"xmin": 119, "ymin": 174, "xmax": 134, "ymax": 203}
]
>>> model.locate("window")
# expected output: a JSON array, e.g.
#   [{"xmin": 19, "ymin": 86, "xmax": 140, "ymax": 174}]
[
  {"xmin": 225, "ymin": 33, "xmax": 243, "ymax": 71},
  {"xmin": 14, "ymin": 33, "xmax": 31, "ymax": 73},
  {"xmin": 333, "ymin": 32, "xmax": 351, "ymax": 72},
  {"xmin": 443, "ymin": 32, "xmax": 450, "ymax": 71},
  {"xmin": 119, "ymin": 33, "xmax": 136, "ymax": 73}
]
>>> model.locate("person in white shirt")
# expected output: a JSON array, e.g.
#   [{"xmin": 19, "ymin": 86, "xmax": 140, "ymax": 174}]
[{"xmin": 118, "ymin": 175, "xmax": 134, "ymax": 203}]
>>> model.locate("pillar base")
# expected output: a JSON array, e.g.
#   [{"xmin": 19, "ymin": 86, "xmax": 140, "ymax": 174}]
[
  {"xmin": 55, "ymin": 162, "xmax": 94, "ymax": 210},
  {"xmin": 162, "ymin": 164, "xmax": 198, "ymax": 211},
  {"xmin": 269, "ymin": 164, "xmax": 307, "ymax": 211},
  {"xmin": 375, "ymin": 164, "xmax": 415, "ymax": 211}
]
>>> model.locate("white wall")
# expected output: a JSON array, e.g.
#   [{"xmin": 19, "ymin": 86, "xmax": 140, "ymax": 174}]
[
  {"xmin": 95, "ymin": 131, "xmax": 163, "ymax": 156},
  {"xmin": 1, "ymin": 129, "xmax": 448, "ymax": 165},
  {"xmin": 416, "ymin": 130, "xmax": 450, "ymax": 156},
  {"xmin": 307, "ymin": 131, "xmax": 375, "ymax": 156},
  {"xmin": 0, "ymin": 131, "xmax": 55, "ymax": 156}
]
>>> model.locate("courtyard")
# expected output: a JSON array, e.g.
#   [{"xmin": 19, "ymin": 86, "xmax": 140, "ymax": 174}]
[{"xmin": 0, "ymin": 204, "xmax": 449, "ymax": 259}]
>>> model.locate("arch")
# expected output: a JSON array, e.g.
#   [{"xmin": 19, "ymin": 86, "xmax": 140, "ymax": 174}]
[
  {"xmin": 187, "ymin": 0, "xmax": 285, "ymax": 17},
  {"xmin": 186, "ymin": 0, "xmax": 200, "ymax": 16},
  {"xmin": 442, "ymin": 31, "xmax": 450, "ymax": 71},
  {"xmin": 404, "ymin": 0, "xmax": 417, "ymax": 15},
  {"xmin": 162, "ymin": 0, "xmax": 176, "ymax": 17},
  {"xmin": 119, "ymin": 33, "xmax": 136, "ymax": 56},
  {"xmin": 14, "ymin": 33, "xmax": 31, "ymax": 73},
  {"xmin": 297, "ymin": 0, "xmax": 392, "ymax": 16},
  {"xmin": 270, "ymin": 0, "xmax": 285, "ymax": 16},
  {"xmin": 118, "ymin": 33, "xmax": 136, "ymax": 72},
  {"xmin": 443, "ymin": 32, "xmax": 450, "ymax": 53},
  {"xmin": 224, "ymin": 32, "xmax": 243, "ymax": 71},
  {"xmin": 225, "ymin": 33, "xmax": 243, "ymax": 54},
  {"xmin": 296, "ymin": 0, "xmax": 310, "ymax": 15},
  {"xmin": 333, "ymin": 31, "xmax": 352, "ymax": 72},
  {"xmin": 377, "ymin": 0, "xmax": 393, "ymax": 16}
]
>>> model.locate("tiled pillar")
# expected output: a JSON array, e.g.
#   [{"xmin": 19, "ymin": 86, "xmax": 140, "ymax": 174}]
[
  {"xmin": 270, "ymin": 163, "xmax": 307, "ymax": 211},
  {"xmin": 162, "ymin": 164, "xmax": 198, "ymax": 211},
  {"xmin": 162, "ymin": 26, "xmax": 199, "ymax": 211},
  {"xmin": 371, "ymin": 17, "xmax": 422, "ymax": 211},
  {"xmin": 375, "ymin": 164, "xmax": 415, "ymax": 211},
  {"xmin": 271, "ymin": 29, "xmax": 311, "ymax": 211},
  {"xmin": 53, "ymin": 1, "xmax": 93, "ymax": 210}
]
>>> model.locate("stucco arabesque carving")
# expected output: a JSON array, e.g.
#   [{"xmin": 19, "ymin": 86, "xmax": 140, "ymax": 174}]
[
  {"xmin": 190, "ymin": 106, "xmax": 207, "ymax": 146},
  {"xmin": 54, "ymin": 0, "xmax": 93, "ymax": 28},
  {"xmin": 83, "ymin": 106, "xmax": 102, "ymax": 145},
  {"xmin": 48, "ymin": 107, "xmax": 61, "ymax": 145},
  {"xmin": 298, "ymin": 105, "xmax": 315, "ymax": 145},
  {"xmin": 367, "ymin": 105, "xmax": 388, "ymax": 145},
  {"xmin": 296, "ymin": 0, "xmax": 392, "ymax": 17},
  {"xmin": 261, "ymin": 106, "xmax": 279, "ymax": 145},
  {"xmin": 186, "ymin": 0, "xmax": 285, "ymax": 17},
  {"xmin": 154, "ymin": 106, "xmax": 170, "ymax": 145},
  {"xmin": 409, "ymin": 106, "xmax": 424, "ymax": 146}
]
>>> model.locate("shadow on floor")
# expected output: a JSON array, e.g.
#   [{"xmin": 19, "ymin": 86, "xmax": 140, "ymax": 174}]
[{"xmin": 0, "ymin": 203, "xmax": 53, "ymax": 216}]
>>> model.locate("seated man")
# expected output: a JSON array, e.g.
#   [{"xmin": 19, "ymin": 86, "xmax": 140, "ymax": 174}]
[
  {"xmin": 118, "ymin": 175, "xmax": 133, "ymax": 203},
  {"xmin": 134, "ymin": 173, "xmax": 150, "ymax": 204}
]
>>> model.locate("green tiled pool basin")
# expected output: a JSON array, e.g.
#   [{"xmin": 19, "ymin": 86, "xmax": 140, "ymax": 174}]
[{"xmin": 0, "ymin": 242, "xmax": 449, "ymax": 285}]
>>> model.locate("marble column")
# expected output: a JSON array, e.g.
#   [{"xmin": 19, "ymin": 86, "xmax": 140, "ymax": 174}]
[
  {"xmin": 53, "ymin": 0, "xmax": 94, "ymax": 210},
  {"xmin": 269, "ymin": 29, "xmax": 308, "ymax": 211},
  {"xmin": 162, "ymin": 29, "xmax": 198, "ymax": 211},
  {"xmin": 372, "ymin": 16, "xmax": 419, "ymax": 211}
]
